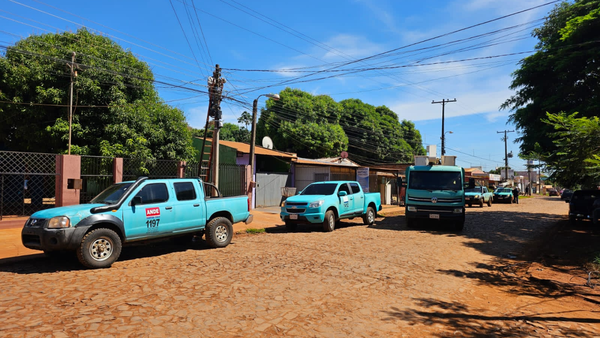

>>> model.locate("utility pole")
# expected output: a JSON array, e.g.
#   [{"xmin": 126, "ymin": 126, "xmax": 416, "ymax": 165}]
[
  {"xmin": 67, "ymin": 52, "xmax": 76, "ymax": 155},
  {"xmin": 497, "ymin": 130, "xmax": 514, "ymax": 183},
  {"xmin": 432, "ymin": 98, "xmax": 456, "ymax": 156},
  {"xmin": 208, "ymin": 64, "xmax": 226, "ymax": 188}
]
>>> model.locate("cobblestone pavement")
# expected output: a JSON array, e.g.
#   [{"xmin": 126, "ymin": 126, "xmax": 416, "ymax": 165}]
[{"xmin": 1, "ymin": 197, "xmax": 599, "ymax": 337}]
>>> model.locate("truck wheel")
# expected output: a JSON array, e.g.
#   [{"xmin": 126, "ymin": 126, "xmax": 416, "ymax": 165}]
[
  {"xmin": 77, "ymin": 228, "xmax": 122, "ymax": 269},
  {"xmin": 285, "ymin": 221, "xmax": 297, "ymax": 232},
  {"xmin": 205, "ymin": 217, "xmax": 233, "ymax": 248},
  {"xmin": 322, "ymin": 210, "xmax": 335, "ymax": 232},
  {"xmin": 454, "ymin": 220, "xmax": 465, "ymax": 232},
  {"xmin": 468, "ymin": 203, "xmax": 472, "ymax": 208},
  {"xmin": 362, "ymin": 206, "xmax": 375, "ymax": 225},
  {"xmin": 479, "ymin": 199, "xmax": 484, "ymax": 208},
  {"xmin": 487, "ymin": 198, "xmax": 492, "ymax": 207}
]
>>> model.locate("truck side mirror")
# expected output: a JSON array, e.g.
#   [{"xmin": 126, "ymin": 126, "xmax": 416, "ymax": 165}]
[
  {"xmin": 466, "ymin": 178, "xmax": 475, "ymax": 189},
  {"xmin": 397, "ymin": 176, "xmax": 406, "ymax": 188},
  {"xmin": 338, "ymin": 191, "xmax": 348, "ymax": 197},
  {"xmin": 131, "ymin": 196, "xmax": 142, "ymax": 206}
]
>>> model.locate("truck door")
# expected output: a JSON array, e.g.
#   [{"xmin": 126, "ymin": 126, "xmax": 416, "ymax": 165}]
[
  {"xmin": 338, "ymin": 183, "xmax": 353, "ymax": 216},
  {"xmin": 122, "ymin": 182, "xmax": 176, "ymax": 239},
  {"xmin": 172, "ymin": 181, "xmax": 206, "ymax": 231},
  {"xmin": 349, "ymin": 182, "xmax": 363, "ymax": 214}
]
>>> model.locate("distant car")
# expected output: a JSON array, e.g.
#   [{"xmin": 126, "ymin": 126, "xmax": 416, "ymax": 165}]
[
  {"xmin": 561, "ymin": 189, "xmax": 574, "ymax": 201},
  {"xmin": 465, "ymin": 186, "xmax": 493, "ymax": 207},
  {"xmin": 493, "ymin": 188, "xmax": 514, "ymax": 203},
  {"xmin": 568, "ymin": 189, "xmax": 600, "ymax": 225},
  {"xmin": 548, "ymin": 188, "xmax": 559, "ymax": 196}
]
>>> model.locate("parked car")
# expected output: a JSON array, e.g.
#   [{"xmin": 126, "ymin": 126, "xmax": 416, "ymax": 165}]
[
  {"xmin": 568, "ymin": 189, "xmax": 600, "ymax": 225},
  {"xmin": 493, "ymin": 187, "xmax": 514, "ymax": 203},
  {"xmin": 280, "ymin": 181, "xmax": 382, "ymax": 232},
  {"xmin": 561, "ymin": 189, "xmax": 574, "ymax": 201},
  {"xmin": 548, "ymin": 188, "xmax": 559, "ymax": 196},
  {"xmin": 22, "ymin": 177, "xmax": 252, "ymax": 268},
  {"xmin": 465, "ymin": 186, "xmax": 493, "ymax": 207}
]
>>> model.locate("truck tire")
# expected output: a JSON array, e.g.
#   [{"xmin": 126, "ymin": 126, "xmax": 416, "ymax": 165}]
[
  {"xmin": 468, "ymin": 203, "xmax": 472, "ymax": 208},
  {"xmin": 487, "ymin": 198, "xmax": 492, "ymax": 207},
  {"xmin": 362, "ymin": 206, "xmax": 375, "ymax": 225},
  {"xmin": 479, "ymin": 199, "xmax": 484, "ymax": 207},
  {"xmin": 285, "ymin": 221, "xmax": 297, "ymax": 232},
  {"xmin": 322, "ymin": 210, "xmax": 335, "ymax": 232},
  {"xmin": 205, "ymin": 217, "xmax": 233, "ymax": 248},
  {"xmin": 77, "ymin": 228, "xmax": 122, "ymax": 269}
]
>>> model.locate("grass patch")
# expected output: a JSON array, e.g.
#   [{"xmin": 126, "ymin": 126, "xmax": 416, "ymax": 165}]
[
  {"xmin": 245, "ymin": 228, "xmax": 266, "ymax": 234},
  {"xmin": 583, "ymin": 253, "xmax": 600, "ymax": 288}
]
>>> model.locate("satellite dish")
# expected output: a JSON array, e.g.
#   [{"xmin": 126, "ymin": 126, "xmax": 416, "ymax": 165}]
[
  {"xmin": 341, "ymin": 151, "xmax": 348, "ymax": 159},
  {"xmin": 262, "ymin": 136, "xmax": 273, "ymax": 149}
]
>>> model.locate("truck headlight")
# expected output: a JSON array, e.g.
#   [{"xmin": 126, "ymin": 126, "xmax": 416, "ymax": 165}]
[
  {"xmin": 47, "ymin": 216, "xmax": 70, "ymax": 229},
  {"xmin": 309, "ymin": 200, "xmax": 324, "ymax": 208},
  {"xmin": 453, "ymin": 208, "xmax": 463, "ymax": 213},
  {"xmin": 407, "ymin": 206, "xmax": 417, "ymax": 212},
  {"xmin": 475, "ymin": 195, "xmax": 480, "ymax": 198}
]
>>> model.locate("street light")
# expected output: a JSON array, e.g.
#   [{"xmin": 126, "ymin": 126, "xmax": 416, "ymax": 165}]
[
  {"xmin": 249, "ymin": 93, "xmax": 280, "ymax": 208},
  {"xmin": 441, "ymin": 131, "xmax": 453, "ymax": 156}
]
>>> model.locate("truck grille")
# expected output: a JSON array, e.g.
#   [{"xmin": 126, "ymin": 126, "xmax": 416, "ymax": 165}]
[
  {"xmin": 286, "ymin": 208, "xmax": 306, "ymax": 214},
  {"xmin": 408, "ymin": 196, "xmax": 462, "ymax": 203},
  {"xmin": 25, "ymin": 218, "xmax": 46, "ymax": 228}
]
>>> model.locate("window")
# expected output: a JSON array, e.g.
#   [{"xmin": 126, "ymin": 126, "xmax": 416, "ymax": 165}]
[
  {"xmin": 174, "ymin": 182, "xmax": 197, "ymax": 201},
  {"xmin": 409, "ymin": 171, "xmax": 462, "ymax": 191},
  {"xmin": 338, "ymin": 183, "xmax": 350, "ymax": 194},
  {"xmin": 349, "ymin": 182, "xmax": 361, "ymax": 194},
  {"xmin": 134, "ymin": 183, "xmax": 169, "ymax": 204}
]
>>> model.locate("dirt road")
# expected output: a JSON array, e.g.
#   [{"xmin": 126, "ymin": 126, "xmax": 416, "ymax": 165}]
[{"xmin": 0, "ymin": 196, "xmax": 598, "ymax": 337}]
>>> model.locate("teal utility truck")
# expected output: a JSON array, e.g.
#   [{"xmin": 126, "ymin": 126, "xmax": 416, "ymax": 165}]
[
  {"xmin": 22, "ymin": 177, "xmax": 252, "ymax": 268},
  {"xmin": 402, "ymin": 164, "xmax": 472, "ymax": 231},
  {"xmin": 280, "ymin": 181, "xmax": 382, "ymax": 232}
]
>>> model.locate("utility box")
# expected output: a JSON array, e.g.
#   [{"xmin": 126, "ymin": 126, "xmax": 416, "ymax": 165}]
[
  {"xmin": 427, "ymin": 145, "xmax": 437, "ymax": 157},
  {"xmin": 414, "ymin": 156, "xmax": 428, "ymax": 166},
  {"xmin": 441, "ymin": 156, "xmax": 456, "ymax": 166}
]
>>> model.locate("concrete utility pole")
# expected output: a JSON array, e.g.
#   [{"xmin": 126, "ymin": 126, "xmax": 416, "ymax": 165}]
[
  {"xmin": 208, "ymin": 64, "xmax": 226, "ymax": 188},
  {"xmin": 67, "ymin": 52, "xmax": 76, "ymax": 155},
  {"xmin": 432, "ymin": 98, "xmax": 456, "ymax": 156},
  {"xmin": 497, "ymin": 130, "xmax": 514, "ymax": 182}
]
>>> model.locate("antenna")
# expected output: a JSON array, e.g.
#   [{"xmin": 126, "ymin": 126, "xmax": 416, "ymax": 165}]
[{"xmin": 262, "ymin": 136, "xmax": 273, "ymax": 149}]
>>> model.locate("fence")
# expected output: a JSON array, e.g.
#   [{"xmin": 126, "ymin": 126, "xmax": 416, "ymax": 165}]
[
  {"xmin": 0, "ymin": 151, "xmax": 56, "ymax": 218},
  {"xmin": 80, "ymin": 156, "xmax": 114, "ymax": 203},
  {"xmin": 218, "ymin": 164, "xmax": 247, "ymax": 197}
]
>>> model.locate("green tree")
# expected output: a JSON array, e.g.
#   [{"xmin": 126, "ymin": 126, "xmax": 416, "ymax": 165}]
[
  {"xmin": 541, "ymin": 112, "xmax": 600, "ymax": 188},
  {"xmin": 0, "ymin": 28, "xmax": 195, "ymax": 161},
  {"xmin": 501, "ymin": 0, "xmax": 600, "ymax": 155}
]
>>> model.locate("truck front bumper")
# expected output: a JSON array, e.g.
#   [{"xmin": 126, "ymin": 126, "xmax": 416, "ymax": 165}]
[
  {"xmin": 21, "ymin": 219, "xmax": 87, "ymax": 251},
  {"xmin": 464, "ymin": 196, "xmax": 482, "ymax": 204},
  {"xmin": 405, "ymin": 206, "xmax": 465, "ymax": 221},
  {"xmin": 280, "ymin": 212, "xmax": 325, "ymax": 224}
]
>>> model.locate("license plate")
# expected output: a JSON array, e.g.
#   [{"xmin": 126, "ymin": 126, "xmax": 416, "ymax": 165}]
[
  {"xmin": 465, "ymin": 197, "xmax": 470, "ymax": 201},
  {"xmin": 429, "ymin": 214, "xmax": 440, "ymax": 220},
  {"xmin": 290, "ymin": 214, "xmax": 298, "ymax": 220}
]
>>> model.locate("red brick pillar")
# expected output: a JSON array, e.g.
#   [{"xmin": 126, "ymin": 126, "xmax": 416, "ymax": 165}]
[
  {"xmin": 55, "ymin": 155, "xmax": 81, "ymax": 207},
  {"xmin": 177, "ymin": 161, "xmax": 186, "ymax": 178},
  {"xmin": 113, "ymin": 157, "xmax": 123, "ymax": 183}
]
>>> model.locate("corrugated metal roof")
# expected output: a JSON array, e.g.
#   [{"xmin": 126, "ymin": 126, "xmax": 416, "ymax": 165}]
[
  {"xmin": 198, "ymin": 138, "xmax": 297, "ymax": 158},
  {"xmin": 294, "ymin": 157, "xmax": 361, "ymax": 167}
]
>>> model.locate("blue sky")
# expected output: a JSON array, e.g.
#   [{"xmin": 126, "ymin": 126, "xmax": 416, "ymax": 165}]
[{"xmin": 1, "ymin": 0, "xmax": 560, "ymax": 171}]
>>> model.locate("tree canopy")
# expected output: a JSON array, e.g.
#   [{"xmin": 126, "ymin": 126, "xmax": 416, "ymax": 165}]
[
  {"xmin": 0, "ymin": 28, "xmax": 195, "ymax": 161},
  {"xmin": 256, "ymin": 88, "xmax": 425, "ymax": 164},
  {"xmin": 502, "ymin": 0, "xmax": 600, "ymax": 155}
]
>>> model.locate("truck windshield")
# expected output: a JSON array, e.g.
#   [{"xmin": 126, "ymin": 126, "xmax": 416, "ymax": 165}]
[
  {"xmin": 90, "ymin": 183, "xmax": 133, "ymax": 204},
  {"xmin": 465, "ymin": 187, "xmax": 483, "ymax": 193},
  {"xmin": 301, "ymin": 183, "xmax": 337, "ymax": 195},
  {"xmin": 409, "ymin": 171, "xmax": 462, "ymax": 191}
]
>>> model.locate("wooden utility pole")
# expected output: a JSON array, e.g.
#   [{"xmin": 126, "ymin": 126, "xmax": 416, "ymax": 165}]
[
  {"xmin": 497, "ymin": 130, "xmax": 515, "ymax": 182},
  {"xmin": 208, "ymin": 65, "xmax": 226, "ymax": 188},
  {"xmin": 432, "ymin": 98, "xmax": 456, "ymax": 156}
]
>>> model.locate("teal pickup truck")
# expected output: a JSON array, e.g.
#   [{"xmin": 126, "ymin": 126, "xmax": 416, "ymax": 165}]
[
  {"xmin": 280, "ymin": 181, "xmax": 382, "ymax": 232},
  {"xmin": 465, "ymin": 186, "xmax": 493, "ymax": 207},
  {"xmin": 22, "ymin": 177, "xmax": 252, "ymax": 268}
]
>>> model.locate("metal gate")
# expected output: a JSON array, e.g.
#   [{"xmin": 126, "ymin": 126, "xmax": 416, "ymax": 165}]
[
  {"xmin": 0, "ymin": 151, "xmax": 56, "ymax": 219},
  {"xmin": 256, "ymin": 172, "xmax": 290, "ymax": 208},
  {"xmin": 80, "ymin": 156, "xmax": 114, "ymax": 203}
]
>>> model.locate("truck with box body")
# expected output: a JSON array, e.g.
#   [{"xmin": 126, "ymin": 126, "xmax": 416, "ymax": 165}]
[
  {"xmin": 403, "ymin": 163, "xmax": 471, "ymax": 231},
  {"xmin": 21, "ymin": 177, "xmax": 252, "ymax": 268}
]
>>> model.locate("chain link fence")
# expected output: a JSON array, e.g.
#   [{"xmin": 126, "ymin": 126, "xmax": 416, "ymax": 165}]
[{"xmin": 0, "ymin": 151, "xmax": 56, "ymax": 218}]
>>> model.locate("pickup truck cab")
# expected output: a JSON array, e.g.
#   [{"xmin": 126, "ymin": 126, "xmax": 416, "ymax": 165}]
[
  {"xmin": 465, "ymin": 186, "xmax": 493, "ymax": 207},
  {"xmin": 280, "ymin": 181, "xmax": 382, "ymax": 232},
  {"xmin": 22, "ymin": 177, "xmax": 252, "ymax": 268}
]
